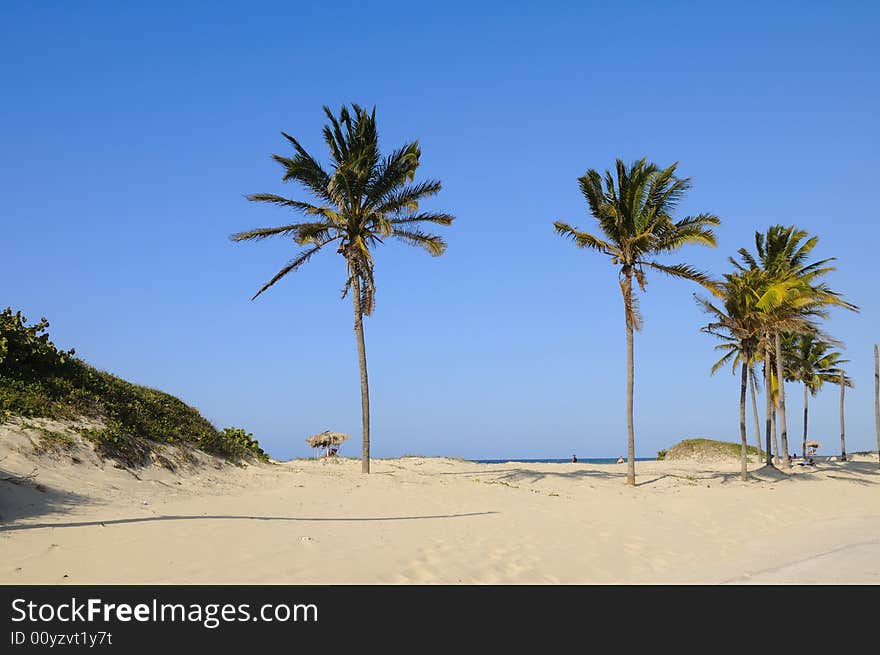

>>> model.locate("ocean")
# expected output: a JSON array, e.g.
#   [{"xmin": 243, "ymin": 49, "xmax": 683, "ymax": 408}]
[{"xmin": 472, "ymin": 457, "xmax": 656, "ymax": 464}]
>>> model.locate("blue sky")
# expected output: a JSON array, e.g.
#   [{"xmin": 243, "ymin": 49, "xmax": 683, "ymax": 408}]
[{"xmin": 2, "ymin": 1, "xmax": 878, "ymax": 459}]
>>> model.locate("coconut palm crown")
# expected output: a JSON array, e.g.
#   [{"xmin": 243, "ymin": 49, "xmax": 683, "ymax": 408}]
[
  {"xmin": 555, "ymin": 158, "xmax": 720, "ymax": 332},
  {"xmin": 784, "ymin": 334, "xmax": 851, "ymax": 394},
  {"xmin": 232, "ymin": 104, "xmax": 453, "ymax": 308}
]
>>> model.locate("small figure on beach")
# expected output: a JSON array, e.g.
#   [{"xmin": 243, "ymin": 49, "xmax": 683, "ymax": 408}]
[
  {"xmin": 616, "ymin": 455, "xmax": 625, "ymax": 464},
  {"xmin": 571, "ymin": 454, "xmax": 577, "ymax": 463}
]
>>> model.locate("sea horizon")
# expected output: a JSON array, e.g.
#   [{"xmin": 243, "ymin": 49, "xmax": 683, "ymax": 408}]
[{"xmin": 472, "ymin": 457, "xmax": 657, "ymax": 464}]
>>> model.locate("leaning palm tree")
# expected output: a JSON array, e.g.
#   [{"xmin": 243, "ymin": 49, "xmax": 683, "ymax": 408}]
[
  {"xmin": 705, "ymin": 336, "xmax": 764, "ymax": 460},
  {"xmin": 699, "ymin": 269, "xmax": 766, "ymax": 481},
  {"xmin": 721, "ymin": 272, "xmax": 814, "ymax": 466},
  {"xmin": 231, "ymin": 104, "xmax": 454, "ymax": 473},
  {"xmin": 756, "ymin": 279, "xmax": 820, "ymax": 466},
  {"xmin": 783, "ymin": 333, "xmax": 850, "ymax": 458},
  {"xmin": 748, "ymin": 361, "xmax": 764, "ymax": 460},
  {"xmin": 554, "ymin": 158, "xmax": 720, "ymax": 485}
]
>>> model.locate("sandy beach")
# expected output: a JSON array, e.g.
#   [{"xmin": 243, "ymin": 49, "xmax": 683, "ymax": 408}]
[{"xmin": 2, "ymin": 420, "xmax": 879, "ymax": 585}]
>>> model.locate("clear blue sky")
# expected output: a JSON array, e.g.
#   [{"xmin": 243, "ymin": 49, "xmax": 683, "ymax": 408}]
[{"xmin": 2, "ymin": 1, "xmax": 878, "ymax": 459}]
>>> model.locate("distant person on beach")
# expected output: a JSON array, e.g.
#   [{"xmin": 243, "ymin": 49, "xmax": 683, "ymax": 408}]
[
  {"xmin": 572, "ymin": 454, "xmax": 577, "ymax": 463},
  {"xmin": 616, "ymin": 455, "xmax": 625, "ymax": 464}
]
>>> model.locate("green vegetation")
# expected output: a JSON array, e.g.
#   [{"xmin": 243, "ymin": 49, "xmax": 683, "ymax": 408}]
[
  {"xmin": 664, "ymin": 438, "xmax": 761, "ymax": 461},
  {"xmin": 0, "ymin": 308, "xmax": 268, "ymax": 465},
  {"xmin": 199, "ymin": 427, "xmax": 269, "ymax": 464},
  {"xmin": 656, "ymin": 449, "xmax": 667, "ymax": 461},
  {"xmin": 28, "ymin": 423, "xmax": 77, "ymax": 455}
]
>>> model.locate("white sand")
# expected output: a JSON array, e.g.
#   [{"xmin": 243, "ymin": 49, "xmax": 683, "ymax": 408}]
[{"xmin": 2, "ymin": 419, "xmax": 879, "ymax": 584}]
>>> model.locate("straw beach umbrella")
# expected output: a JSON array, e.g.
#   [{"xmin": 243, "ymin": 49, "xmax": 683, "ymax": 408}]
[{"xmin": 306, "ymin": 431, "xmax": 350, "ymax": 458}]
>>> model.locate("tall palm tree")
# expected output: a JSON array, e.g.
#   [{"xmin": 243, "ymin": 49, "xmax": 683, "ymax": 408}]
[
  {"xmin": 748, "ymin": 363, "xmax": 763, "ymax": 461},
  {"xmin": 783, "ymin": 334, "xmax": 849, "ymax": 458},
  {"xmin": 839, "ymin": 370, "xmax": 850, "ymax": 461},
  {"xmin": 699, "ymin": 269, "xmax": 766, "ymax": 481},
  {"xmin": 554, "ymin": 158, "xmax": 720, "ymax": 485},
  {"xmin": 231, "ymin": 104, "xmax": 454, "ymax": 473},
  {"xmin": 733, "ymin": 226, "xmax": 858, "ymax": 468},
  {"xmin": 874, "ymin": 344, "xmax": 880, "ymax": 467}
]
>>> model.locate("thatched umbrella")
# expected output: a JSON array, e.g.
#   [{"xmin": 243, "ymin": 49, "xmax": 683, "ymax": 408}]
[
  {"xmin": 305, "ymin": 431, "xmax": 350, "ymax": 457},
  {"xmin": 805, "ymin": 440, "xmax": 821, "ymax": 449}
]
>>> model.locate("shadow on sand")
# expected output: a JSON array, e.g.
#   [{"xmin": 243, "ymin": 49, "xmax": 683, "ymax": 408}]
[
  {"xmin": 0, "ymin": 511, "xmax": 499, "ymax": 533},
  {"xmin": 0, "ymin": 467, "xmax": 91, "ymax": 524},
  {"xmin": 428, "ymin": 460, "xmax": 880, "ymax": 489}
]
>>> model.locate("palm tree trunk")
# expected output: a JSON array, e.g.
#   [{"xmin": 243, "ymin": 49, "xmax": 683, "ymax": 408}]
[
  {"xmin": 839, "ymin": 371, "xmax": 846, "ymax": 462},
  {"xmin": 624, "ymin": 274, "xmax": 636, "ymax": 487},
  {"xmin": 764, "ymin": 338, "xmax": 774, "ymax": 467},
  {"xmin": 351, "ymin": 276, "xmax": 371, "ymax": 474},
  {"xmin": 875, "ymin": 344, "xmax": 880, "ymax": 468},
  {"xmin": 774, "ymin": 332, "xmax": 791, "ymax": 469},
  {"xmin": 749, "ymin": 365, "xmax": 763, "ymax": 461},
  {"xmin": 739, "ymin": 361, "xmax": 748, "ymax": 481},
  {"xmin": 802, "ymin": 382, "xmax": 809, "ymax": 459},
  {"xmin": 772, "ymin": 405, "xmax": 779, "ymax": 464}
]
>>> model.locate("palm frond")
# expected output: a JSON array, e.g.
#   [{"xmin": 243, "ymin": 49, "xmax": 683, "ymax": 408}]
[
  {"xmin": 553, "ymin": 222, "xmax": 617, "ymax": 255},
  {"xmin": 376, "ymin": 180, "xmax": 443, "ymax": 214},
  {"xmin": 389, "ymin": 212, "xmax": 455, "ymax": 227},
  {"xmin": 251, "ymin": 243, "xmax": 326, "ymax": 300},
  {"xmin": 230, "ymin": 222, "xmax": 327, "ymax": 242},
  {"xmin": 645, "ymin": 261, "xmax": 718, "ymax": 292},
  {"xmin": 391, "ymin": 228, "xmax": 447, "ymax": 256},
  {"xmin": 245, "ymin": 194, "xmax": 340, "ymax": 222}
]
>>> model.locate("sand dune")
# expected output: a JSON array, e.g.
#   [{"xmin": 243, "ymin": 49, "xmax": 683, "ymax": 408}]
[{"xmin": 2, "ymin": 422, "xmax": 879, "ymax": 584}]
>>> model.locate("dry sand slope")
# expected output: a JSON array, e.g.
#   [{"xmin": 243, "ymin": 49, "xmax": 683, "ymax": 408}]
[{"xmin": 2, "ymin": 421, "xmax": 880, "ymax": 584}]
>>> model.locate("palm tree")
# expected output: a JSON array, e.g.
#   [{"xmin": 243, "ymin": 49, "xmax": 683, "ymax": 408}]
[
  {"xmin": 748, "ymin": 363, "xmax": 763, "ymax": 461},
  {"xmin": 783, "ymin": 334, "xmax": 849, "ymax": 458},
  {"xmin": 732, "ymin": 226, "xmax": 858, "ymax": 468},
  {"xmin": 554, "ymin": 158, "xmax": 720, "ymax": 485},
  {"xmin": 231, "ymin": 104, "xmax": 454, "ymax": 473},
  {"xmin": 839, "ymin": 370, "xmax": 850, "ymax": 461},
  {"xmin": 703, "ymin": 336, "xmax": 765, "ymax": 460},
  {"xmin": 699, "ymin": 269, "xmax": 766, "ymax": 481},
  {"xmin": 874, "ymin": 344, "xmax": 880, "ymax": 467}
]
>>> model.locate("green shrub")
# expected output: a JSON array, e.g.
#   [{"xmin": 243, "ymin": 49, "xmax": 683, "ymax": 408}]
[
  {"xmin": 199, "ymin": 427, "xmax": 269, "ymax": 464},
  {"xmin": 1, "ymin": 307, "xmax": 258, "ymax": 466},
  {"xmin": 656, "ymin": 449, "xmax": 667, "ymax": 461},
  {"xmin": 78, "ymin": 422, "xmax": 153, "ymax": 468},
  {"xmin": 31, "ymin": 425, "xmax": 76, "ymax": 455},
  {"xmin": 662, "ymin": 438, "xmax": 761, "ymax": 461}
]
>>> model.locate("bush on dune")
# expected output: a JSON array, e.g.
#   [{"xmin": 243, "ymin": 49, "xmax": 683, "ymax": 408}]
[
  {"xmin": 663, "ymin": 438, "xmax": 760, "ymax": 461},
  {"xmin": 0, "ymin": 308, "xmax": 267, "ymax": 465}
]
